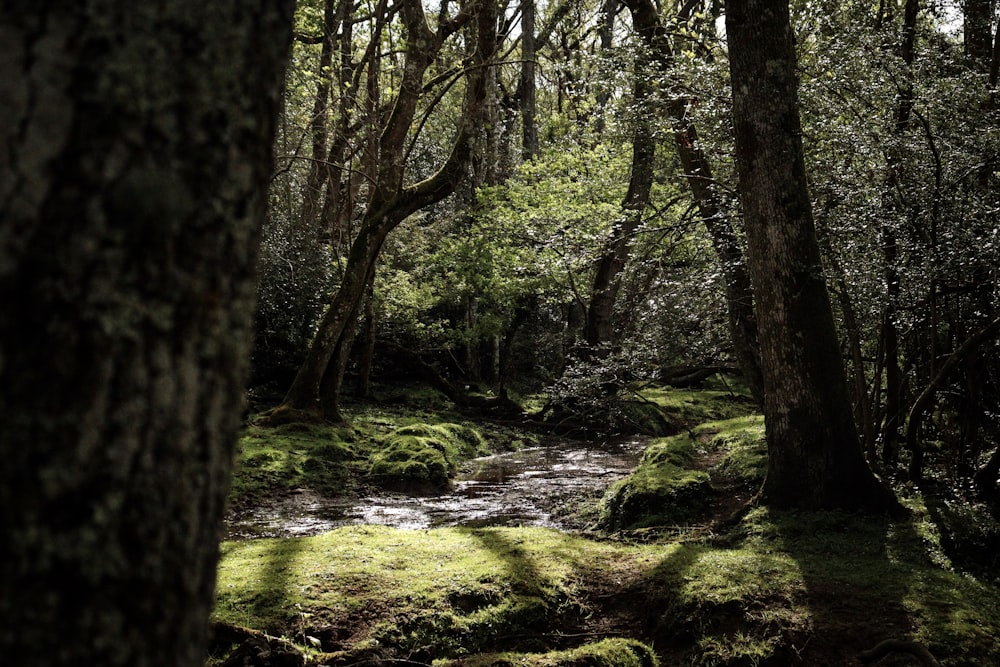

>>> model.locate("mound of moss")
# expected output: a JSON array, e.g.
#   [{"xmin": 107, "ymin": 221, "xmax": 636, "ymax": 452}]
[
  {"xmin": 598, "ymin": 416, "xmax": 768, "ymax": 531},
  {"xmin": 369, "ymin": 422, "xmax": 489, "ymax": 491},
  {"xmin": 599, "ymin": 433, "xmax": 712, "ymax": 530},
  {"xmin": 230, "ymin": 422, "xmax": 360, "ymax": 504},
  {"xmin": 695, "ymin": 415, "xmax": 767, "ymax": 486}
]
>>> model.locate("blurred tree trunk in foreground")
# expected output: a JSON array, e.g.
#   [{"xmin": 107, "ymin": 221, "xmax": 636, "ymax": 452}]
[{"xmin": 0, "ymin": 3, "xmax": 294, "ymax": 665}]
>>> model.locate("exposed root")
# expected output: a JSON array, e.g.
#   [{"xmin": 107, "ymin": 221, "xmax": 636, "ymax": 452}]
[{"xmin": 859, "ymin": 639, "xmax": 942, "ymax": 666}]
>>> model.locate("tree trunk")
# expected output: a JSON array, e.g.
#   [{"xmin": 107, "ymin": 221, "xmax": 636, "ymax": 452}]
[
  {"xmin": 818, "ymin": 227, "xmax": 879, "ymax": 462},
  {"xmin": 726, "ymin": 0, "xmax": 896, "ymax": 512},
  {"xmin": 0, "ymin": 4, "xmax": 293, "ymax": 666},
  {"xmin": 297, "ymin": 0, "xmax": 339, "ymax": 231},
  {"xmin": 880, "ymin": 0, "xmax": 918, "ymax": 468},
  {"xmin": 358, "ymin": 281, "xmax": 377, "ymax": 398},
  {"xmin": 672, "ymin": 118, "xmax": 765, "ymax": 408},
  {"xmin": 593, "ymin": 0, "xmax": 618, "ymax": 134},
  {"xmin": 964, "ymin": 0, "xmax": 995, "ymax": 67},
  {"xmin": 583, "ymin": 20, "xmax": 655, "ymax": 351},
  {"xmin": 521, "ymin": 0, "xmax": 539, "ymax": 159},
  {"xmin": 623, "ymin": 0, "xmax": 765, "ymax": 406},
  {"xmin": 990, "ymin": 22, "xmax": 1000, "ymax": 106},
  {"xmin": 278, "ymin": 0, "xmax": 498, "ymax": 420}
]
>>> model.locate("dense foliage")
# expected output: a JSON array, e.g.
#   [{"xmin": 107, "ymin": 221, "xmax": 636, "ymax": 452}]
[{"xmin": 256, "ymin": 0, "xmax": 999, "ymax": 494}]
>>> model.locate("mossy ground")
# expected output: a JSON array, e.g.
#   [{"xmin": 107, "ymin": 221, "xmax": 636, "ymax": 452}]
[
  {"xmin": 641, "ymin": 380, "xmax": 759, "ymax": 428},
  {"xmin": 598, "ymin": 415, "xmax": 766, "ymax": 531},
  {"xmin": 213, "ymin": 510, "xmax": 1000, "ymax": 666},
  {"xmin": 217, "ymin": 386, "xmax": 1000, "ymax": 666},
  {"xmin": 230, "ymin": 395, "xmax": 537, "ymax": 509}
]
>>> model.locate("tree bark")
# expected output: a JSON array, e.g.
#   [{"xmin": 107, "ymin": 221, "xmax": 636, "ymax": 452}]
[
  {"xmin": 990, "ymin": 21, "xmax": 1000, "ymax": 105},
  {"xmin": 879, "ymin": 0, "xmax": 919, "ymax": 468},
  {"xmin": 297, "ymin": 0, "xmax": 339, "ymax": 231},
  {"xmin": 0, "ymin": 4, "xmax": 293, "ymax": 666},
  {"xmin": 726, "ymin": 0, "xmax": 896, "ymax": 511},
  {"xmin": 672, "ymin": 119, "xmax": 765, "ymax": 408},
  {"xmin": 521, "ymin": 0, "xmax": 539, "ymax": 159},
  {"xmin": 963, "ymin": 0, "xmax": 994, "ymax": 67},
  {"xmin": 593, "ymin": 0, "xmax": 618, "ymax": 135}
]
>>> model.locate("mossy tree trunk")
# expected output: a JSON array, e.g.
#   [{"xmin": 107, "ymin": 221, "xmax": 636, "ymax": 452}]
[
  {"xmin": 0, "ymin": 3, "xmax": 293, "ymax": 666},
  {"xmin": 726, "ymin": 0, "xmax": 896, "ymax": 511}
]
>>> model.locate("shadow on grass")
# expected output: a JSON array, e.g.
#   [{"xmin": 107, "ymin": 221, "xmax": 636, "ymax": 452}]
[
  {"xmin": 625, "ymin": 509, "xmax": 931, "ymax": 666},
  {"xmin": 767, "ymin": 510, "xmax": 920, "ymax": 666},
  {"xmin": 216, "ymin": 536, "xmax": 307, "ymax": 634},
  {"xmin": 253, "ymin": 537, "xmax": 306, "ymax": 630},
  {"xmin": 460, "ymin": 527, "xmax": 561, "ymax": 653}
]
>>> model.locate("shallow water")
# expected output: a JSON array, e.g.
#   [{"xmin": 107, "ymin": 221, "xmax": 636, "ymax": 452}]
[{"xmin": 225, "ymin": 438, "xmax": 647, "ymax": 539}]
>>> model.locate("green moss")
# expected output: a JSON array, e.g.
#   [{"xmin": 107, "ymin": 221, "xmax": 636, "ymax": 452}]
[
  {"xmin": 231, "ymin": 406, "xmax": 500, "ymax": 502},
  {"xmin": 221, "ymin": 391, "xmax": 1000, "ymax": 666},
  {"xmin": 696, "ymin": 415, "xmax": 767, "ymax": 486},
  {"xmin": 597, "ymin": 415, "xmax": 767, "ymax": 531},
  {"xmin": 369, "ymin": 422, "xmax": 489, "ymax": 491},
  {"xmin": 598, "ymin": 433, "xmax": 712, "ymax": 530},
  {"xmin": 214, "ymin": 514, "xmax": 1000, "ymax": 666},
  {"xmin": 641, "ymin": 386, "xmax": 758, "ymax": 428},
  {"xmin": 214, "ymin": 526, "xmax": 650, "ymax": 662},
  {"xmin": 229, "ymin": 423, "xmax": 361, "ymax": 504}
]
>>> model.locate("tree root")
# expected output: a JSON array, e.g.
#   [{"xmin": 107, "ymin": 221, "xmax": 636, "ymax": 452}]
[
  {"xmin": 208, "ymin": 621, "xmax": 306, "ymax": 667},
  {"xmin": 859, "ymin": 639, "xmax": 941, "ymax": 666}
]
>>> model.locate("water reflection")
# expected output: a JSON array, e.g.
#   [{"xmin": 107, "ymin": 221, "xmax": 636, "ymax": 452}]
[{"xmin": 225, "ymin": 438, "xmax": 647, "ymax": 539}]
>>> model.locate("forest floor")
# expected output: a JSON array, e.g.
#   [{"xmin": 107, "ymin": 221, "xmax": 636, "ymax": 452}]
[{"xmin": 211, "ymin": 384, "xmax": 1000, "ymax": 667}]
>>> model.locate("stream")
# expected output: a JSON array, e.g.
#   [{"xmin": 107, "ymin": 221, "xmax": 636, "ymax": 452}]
[{"xmin": 225, "ymin": 438, "xmax": 648, "ymax": 539}]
